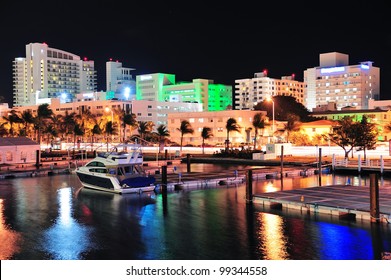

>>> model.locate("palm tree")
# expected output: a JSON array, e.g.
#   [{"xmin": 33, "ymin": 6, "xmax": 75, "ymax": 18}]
[
  {"xmin": 123, "ymin": 113, "xmax": 138, "ymax": 141},
  {"xmin": 73, "ymin": 123, "xmax": 85, "ymax": 152},
  {"xmin": 61, "ymin": 111, "xmax": 77, "ymax": 144},
  {"xmin": 252, "ymin": 113, "xmax": 267, "ymax": 149},
  {"xmin": 43, "ymin": 124, "xmax": 58, "ymax": 147},
  {"xmin": 225, "ymin": 118, "xmax": 241, "ymax": 151},
  {"xmin": 284, "ymin": 113, "xmax": 301, "ymax": 143},
  {"xmin": 36, "ymin": 104, "xmax": 53, "ymax": 144},
  {"xmin": 19, "ymin": 109, "xmax": 35, "ymax": 137},
  {"xmin": 0, "ymin": 123, "xmax": 8, "ymax": 137},
  {"xmin": 137, "ymin": 121, "xmax": 154, "ymax": 141},
  {"xmin": 91, "ymin": 122, "xmax": 103, "ymax": 151},
  {"xmin": 201, "ymin": 127, "xmax": 213, "ymax": 154},
  {"xmin": 177, "ymin": 120, "xmax": 194, "ymax": 152},
  {"xmin": 75, "ymin": 109, "xmax": 95, "ymax": 144},
  {"xmin": 156, "ymin": 124, "xmax": 170, "ymax": 153},
  {"xmin": 104, "ymin": 121, "xmax": 117, "ymax": 151},
  {"xmin": 2, "ymin": 109, "xmax": 23, "ymax": 136}
]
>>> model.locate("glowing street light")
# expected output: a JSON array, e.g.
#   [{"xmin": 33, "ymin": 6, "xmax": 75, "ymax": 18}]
[
  {"xmin": 105, "ymin": 106, "xmax": 114, "ymax": 122},
  {"xmin": 267, "ymin": 96, "xmax": 275, "ymax": 142},
  {"xmin": 105, "ymin": 107, "xmax": 114, "ymax": 144}
]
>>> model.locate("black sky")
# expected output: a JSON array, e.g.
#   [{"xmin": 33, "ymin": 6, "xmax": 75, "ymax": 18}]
[{"xmin": 0, "ymin": 0, "xmax": 389, "ymax": 106}]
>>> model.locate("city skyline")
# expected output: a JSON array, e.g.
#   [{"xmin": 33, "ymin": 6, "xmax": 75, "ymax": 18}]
[{"xmin": 0, "ymin": 1, "xmax": 389, "ymax": 107}]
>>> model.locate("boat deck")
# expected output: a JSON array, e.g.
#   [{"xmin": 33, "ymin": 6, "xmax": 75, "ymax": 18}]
[{"xmin": 253, "ymin": 184, "xmax": 391, "ymax": 223}]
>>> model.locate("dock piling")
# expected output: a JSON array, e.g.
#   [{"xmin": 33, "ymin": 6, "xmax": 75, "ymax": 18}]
[
  {"xmin": 246, "ymin": 169, "xmax": 253, "ymax": 204},
  {"xmin": 161, "ymin": 165, "xmax": 167, "ymax": 192},
  {"xmin": 370, "ymin": 173, "xmax": 380, "ymax": 223},
  {"xmin": 318, "ymin": 147, "xmax": 322, "ymax": 186},
  {"xmin": 280, "ymin": 145, "xmax": 284, "ymax": 177},
  {"xmin": 186, "ymin": 154, "xmax": 191, "ymax": 173}
]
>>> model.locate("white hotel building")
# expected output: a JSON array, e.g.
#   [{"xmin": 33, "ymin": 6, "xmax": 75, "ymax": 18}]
[
  {"xmin": 106, "ymin": 60, "xmax": 136, "ymax": 100},
  {"xmin": 304, "ymin": 52, "xmax": 380, "ymax": 111},
  {"xmin": 13, "ymin": 42, "xmax": 96, "ymax": 107},
  {"xmin": 234, "ymin": 70, "xmax": 305, "ymax": 110}
]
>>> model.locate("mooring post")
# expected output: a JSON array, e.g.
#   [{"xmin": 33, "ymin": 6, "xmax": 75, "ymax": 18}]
[
  {"xmin": 161, "ymin": 165, "xmax": 167, "ymax": 193},
  {"xmin": 165, "ymin": 149, "xmax": 168, "ymax": 160},
  {"xmin": 186, "ymin": 153, "xmax": 191, "ymax": 173},
  {"xmin": 380, "ymin": 155, "xmax": 384, "ymax": 174},
  {"xmin": 370, "ymin": 173, "xmax": 380, "ymax": 223},
  {"xmin": 358, "ymin": 154, "xmax": 361, "ymax": 173},
  {"xmin": 246, "ymin": 169, "xmax": 253, "ymax": 204},
  {"xmin": 280, "ymin": 145, "xmax": 284, "ymax": 178},
  {"xmin": 318, "ymin": 147, "xmax": 322, "ymax": 186},
  {"xmin": 35, "ymin": 150, "xmax": 41, "ymax": 169}
]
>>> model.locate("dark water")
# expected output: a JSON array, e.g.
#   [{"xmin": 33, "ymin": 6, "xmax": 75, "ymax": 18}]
[{"xmin": 1, "ymin": 164, "xmax": 391, "ymax": 260}]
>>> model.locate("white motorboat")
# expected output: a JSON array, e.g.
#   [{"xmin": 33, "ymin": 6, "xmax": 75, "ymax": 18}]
[{"xmin": 75, "ymin": 143, "xmax": 156, "ymax": 194}]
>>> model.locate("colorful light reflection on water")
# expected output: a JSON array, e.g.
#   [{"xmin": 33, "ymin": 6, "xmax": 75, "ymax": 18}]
[{"xmin": 0, "ymin": 170, "xmax": 390, "ymax": 260}]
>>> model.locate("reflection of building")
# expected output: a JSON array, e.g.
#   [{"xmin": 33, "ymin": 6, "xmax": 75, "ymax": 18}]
[
  {"xmin": 13, "ymin": 42, "xmax": 97, "ymax": 107},
  {"xmin": 304, "ymin": 52, "xmax": 380, "ymax": 111},
  {"xmin": 234, "ymin": 70, "xmax": 305, "ymax": 110}
]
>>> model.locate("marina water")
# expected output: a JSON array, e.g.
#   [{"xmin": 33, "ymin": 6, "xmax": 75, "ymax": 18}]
[{"xmin": 1, "ymin": 163, "xmax": 391, "ymax": 260}]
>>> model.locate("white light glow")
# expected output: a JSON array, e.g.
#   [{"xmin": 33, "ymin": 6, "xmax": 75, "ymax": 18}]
[{"xmin": 320, "ymin": 66, "xmax": 345, "ymax": 74}]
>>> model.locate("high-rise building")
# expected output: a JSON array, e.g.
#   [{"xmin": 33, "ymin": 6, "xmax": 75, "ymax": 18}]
[
  {"xmin": 106, "ymin": 60, "xmax": 136, "ymax": 100},
  {"xmin": 234, "ymin": 70, "xmax": 305, "ymax": 110},
  {"xmin": 304, "ymin": 52, "xmax": 380, "ymax": 111},
  {"xmin": 136, "ymin": 74, "xmax": 232, "ymax": 111},
  {"xmin": 12, "ymin": 42, "xmax": 96, "ymax": 107}
]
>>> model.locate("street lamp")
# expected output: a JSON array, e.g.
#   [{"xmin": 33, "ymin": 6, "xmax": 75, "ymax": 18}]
[
  {"xmin": 105, "ymin": 106, "xmax": 114, "ymax": 122},
  {"xmin": 267, "ymin": 96, "xmax": 275, "ymax": 142}
]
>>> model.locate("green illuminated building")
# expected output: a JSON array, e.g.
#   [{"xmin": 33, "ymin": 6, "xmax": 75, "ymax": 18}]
[{"xmin": 136, "ymin": 73, "xmax": 232, "ymax": 111}]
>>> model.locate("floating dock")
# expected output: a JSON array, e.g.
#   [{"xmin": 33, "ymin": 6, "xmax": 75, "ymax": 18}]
[{"xmin": 253, "ymin": 184, "xmax": 391, "ymax": 223}]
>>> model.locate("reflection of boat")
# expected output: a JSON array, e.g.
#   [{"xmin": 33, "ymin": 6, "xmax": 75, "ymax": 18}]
[{"xmin": 75, "ymin": 143, "xmax": 156, "ymax": 194}]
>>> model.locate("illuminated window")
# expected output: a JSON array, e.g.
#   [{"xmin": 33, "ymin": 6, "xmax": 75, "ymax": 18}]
[{"xmin": 189, "ymin": 118, "xmax": 195, "ymax": 123}]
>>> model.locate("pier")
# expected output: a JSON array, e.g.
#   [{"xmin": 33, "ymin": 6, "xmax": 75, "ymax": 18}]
[{"xmin": 253, "ymin": 184, "xmax": 391, "ymax": 223}]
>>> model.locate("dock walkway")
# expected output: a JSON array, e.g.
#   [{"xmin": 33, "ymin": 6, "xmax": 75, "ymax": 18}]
[{"xmin": 253, "ymin": 184, "xmax": 391, "ymax": 223}]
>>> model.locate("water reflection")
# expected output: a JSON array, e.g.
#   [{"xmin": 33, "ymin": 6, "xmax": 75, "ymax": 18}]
[
  {"xmin": 43, "ymin": 188, "xmax": 95, "ymax": 260},
  {"xmin": 316, "ymin": 222, "xmax": 373, "ymax": 259},
  {"xmin": 258, "ymin": 213, "xmax": 288, "ymax": 260},
  {"xmin": 0, "ymin": 170, "xmax": 391, "ymax": 260},
  {"xmin": 0, "ymin": 199, "xmax": 22, "ymax": 259}
]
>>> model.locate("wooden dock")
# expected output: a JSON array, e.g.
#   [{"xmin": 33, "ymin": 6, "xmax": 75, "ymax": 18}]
[{"xmin": 253, "ymin": 184, "xmax": 391, "ymax": 223}]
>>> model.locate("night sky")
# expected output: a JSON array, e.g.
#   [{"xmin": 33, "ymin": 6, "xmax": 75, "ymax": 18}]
[{"xmin": 0, "ymin": 0, "xmax": 389, "ymax": 107}]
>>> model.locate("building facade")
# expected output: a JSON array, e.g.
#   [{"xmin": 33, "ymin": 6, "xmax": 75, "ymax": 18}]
[
  {"xmin": 136, "ymin": 74, "xmax": 232, "ymax": 111},
  {"xmin": 234, "ymin": 70, "xmax": 305, "ymax": 110},
  {"xmin": 13, "ymin": 42, "xmax": 97, "ymax": 107},
  {"xmin": 106, "ymin": 60, "xmax": 136, "ymax": 100},
  {"xmin": 166, "ymin": 110, "xmax": 272, "ymax": 148},
  {"xmin": 10, "ymin": 96, "xmax": 202, "ymax": 144},
  {"xmin": 311, "ymin": 108, "xmax": 391, "ymax": 141},
  {"xmin": 304, "ymin": 52, "xmax": 380, "ymax": 111}
]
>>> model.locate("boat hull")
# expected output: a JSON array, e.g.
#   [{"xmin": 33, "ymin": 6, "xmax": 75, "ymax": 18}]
[{"xmin": 76, "ymin": 170, "xmax": 156, "ymax": 195}]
